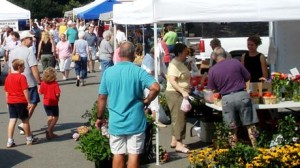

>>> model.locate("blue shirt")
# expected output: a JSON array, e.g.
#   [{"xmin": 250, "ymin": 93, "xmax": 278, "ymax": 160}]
[
  {"xmin": 99, "ymin": 61, "xmax": 156, "ymax": 135},
  {"xmin": 208, "ymin": 59, "xmax": 250, "ymax": 95}
]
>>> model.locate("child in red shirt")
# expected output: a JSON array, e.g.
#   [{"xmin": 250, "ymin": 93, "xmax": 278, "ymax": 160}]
[
  {"xmin": 4, "ymin": 59, "xmax": 36, "ymax": 147},
  {"xmin": 39, "ymin": 67, "xmax": 61, "ymax": 140}
]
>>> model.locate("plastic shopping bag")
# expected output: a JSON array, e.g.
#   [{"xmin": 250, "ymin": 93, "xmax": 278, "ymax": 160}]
[
  {"xmin": 180, "ymin": 99, "xmax": 192, "ymax": 112},
  {"xmin": 70, "ymin": 61, "xmax": 75, "ymax": 69}
]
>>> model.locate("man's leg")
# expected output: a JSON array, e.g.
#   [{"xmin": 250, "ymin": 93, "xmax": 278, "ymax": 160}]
[
  {"xmin": 113, "ymin": 154, "xmax": 125, "ymax": 168},
  {"xmin": 19, "ymin": 87, "xmax": 40, "ymax": 134},
  {"xmin": 229, "ymin": 128, "xmax": 238, "ymax": 147},
  {"xmin": 29, "ymin": 104, "xmax": 37, "ymax": 118},
  {"xmin": 247, "ymin": 124, "xmax": 258, "ymax": 147},
  {"xmin": 127, "ymin": 154, "xmax": 140, "ymax": 168}
]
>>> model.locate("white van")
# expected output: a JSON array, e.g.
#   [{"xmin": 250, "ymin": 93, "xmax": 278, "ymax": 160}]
[{"xmin": 183, "ymin": 22, "xmax": 270, "ymax": 60}]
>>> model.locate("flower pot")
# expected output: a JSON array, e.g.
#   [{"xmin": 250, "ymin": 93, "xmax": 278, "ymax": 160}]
[{"xmin": 95, "ymin": 159, "xmax": 112, "ymax": 168}]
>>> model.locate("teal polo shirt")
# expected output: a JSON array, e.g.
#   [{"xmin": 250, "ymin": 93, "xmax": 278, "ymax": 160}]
[{"xmin": 99, "ymin": 61, "xmax": 156, "ymax": 135}]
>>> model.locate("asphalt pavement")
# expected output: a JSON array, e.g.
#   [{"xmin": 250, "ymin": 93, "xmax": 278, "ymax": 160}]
[{"xmin": 0, "ymin": 62, "xmax": 206, "ymax": 168}]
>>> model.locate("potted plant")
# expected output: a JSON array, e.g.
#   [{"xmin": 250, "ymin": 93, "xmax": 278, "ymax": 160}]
[{"xmin": 75, "ymin": 102, "xmax": 112, "ymax": 168}]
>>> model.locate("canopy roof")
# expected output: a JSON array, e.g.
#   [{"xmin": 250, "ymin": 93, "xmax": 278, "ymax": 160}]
[
  {"xmin": 0, "ymin": 0, "xmax": 30, "ymax": 20},
  {"xmin": 77, "ymin": 0, "xmax": 120, "ymax": 19},
  {"xmin": 113, "ymin": 0, "xmax": 300, "ymax": 24},
  {"xmin": 73, "ymin": 0, "xmax": 105, "ymax": 15}
]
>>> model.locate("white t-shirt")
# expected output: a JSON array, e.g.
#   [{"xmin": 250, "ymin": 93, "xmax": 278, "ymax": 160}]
[{"xmin": 116, "ymin": 30, "xmax": 126, "ymax": 45}]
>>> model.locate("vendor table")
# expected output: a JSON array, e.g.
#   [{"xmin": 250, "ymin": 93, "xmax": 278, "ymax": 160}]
[{"xmin": 205, "ymin": 101, "xmax": 300, "ymax": 111}]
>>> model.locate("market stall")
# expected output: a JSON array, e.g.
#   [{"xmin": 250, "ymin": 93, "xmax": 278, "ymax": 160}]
[
  {"xmin": 113, "ymin": 0, "xmax": 300, "ymax": 165},
  {"xmin": 0, "ymin": 0, "xmax": 31, "ymax": 21}
]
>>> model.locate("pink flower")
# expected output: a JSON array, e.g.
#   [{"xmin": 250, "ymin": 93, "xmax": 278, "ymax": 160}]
[{"xmin": 72, "ymin": 133, "xmax": 80, "ymax": 141}]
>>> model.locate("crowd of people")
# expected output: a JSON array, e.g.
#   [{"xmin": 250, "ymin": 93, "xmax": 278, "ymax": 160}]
[{"xmin": 0, "ymin": 17, "xmax": 268, "ymax": 167}]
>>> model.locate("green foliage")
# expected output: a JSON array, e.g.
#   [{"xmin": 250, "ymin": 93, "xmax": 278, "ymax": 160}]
[
  {"xmin": 76, "ymin": 128, "xmax": 111, "ymax": 162},
  {"xmin": 8, "ymin": 0, "xmax": 93, "ymax": 19},
  {"xmin": 276, "ymin": 114, "xmax": 298, "ymax": 145},
  {"xmin": 256, "ymin": 130, "xmax": 273, "ymax": 148},
  {"xmin": 76, "ymin": 101, "xmax": 112, "ymax": 163},
  {"xmin": 213, "ymin": 122, "xmax": 230, "ymax": 149},
  {"xmin": 216, "ymin": 143, "xmax": 258, "ymax": 167},
  {"xmin": 89, "ymin": 101, "xmax": 109, "ymax": 127},
  {"xmin": 158, "ymin": 93, "xmax": 169, "ymax": 113}
]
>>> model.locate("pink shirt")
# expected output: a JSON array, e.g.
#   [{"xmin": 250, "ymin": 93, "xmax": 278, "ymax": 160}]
[
  {"xmin": 113, "ymin": 47, "xmax": 121, "ymax": 64},
  {"xmin": 56, "ymin": 41, "xmax": 71, "ymax": 59},
  {"xmin": 161, "ymin": 40, "xmax": 170, "ymax": 63}
]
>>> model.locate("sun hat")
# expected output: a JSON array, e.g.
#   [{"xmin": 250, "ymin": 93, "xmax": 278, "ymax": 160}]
[{"xmin": 20, "ymin": 31, "xmax": 34, "ymax": 40}]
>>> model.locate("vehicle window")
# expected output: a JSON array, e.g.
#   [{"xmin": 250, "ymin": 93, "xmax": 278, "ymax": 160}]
[{"xmin": 186, "ymin": 22, "xmax": 269, "ymax": 38}]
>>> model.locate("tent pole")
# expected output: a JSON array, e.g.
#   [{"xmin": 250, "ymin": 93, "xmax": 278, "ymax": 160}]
[
  {"xmin": 114, "ymin": 23, "xmax": 117, "ymax": 51},
  {"xmin": 142, "ymin": 25, "xmax": 145, "ymax": 55},
  {"xmin": 269, "ymin": 21, "xmax": 276, "ymax": 72},
  {"xmin": 154, "ymin": 22, "xmax": 160, "ymax": 166},
  {"xmin": 125, "ymin": 24, "xmax": 128, "ymax": 40}
]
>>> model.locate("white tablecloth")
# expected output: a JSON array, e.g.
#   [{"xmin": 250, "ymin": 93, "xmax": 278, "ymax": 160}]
[{"xmin": 206, "ymin": 101, "xmax": 300, "ymax": 111}]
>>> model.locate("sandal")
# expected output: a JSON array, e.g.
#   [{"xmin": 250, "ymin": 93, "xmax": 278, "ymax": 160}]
[
  {"xmin": 46, "ymin": 131, "xmax": 51, "ymax": 140},
  {"xmin": 175, "ymin": 147, "xmax": 190, "ymax": 154},
  {"xmin": 170, "ymin": 143, "xmax": 187, "ymax": 148}
]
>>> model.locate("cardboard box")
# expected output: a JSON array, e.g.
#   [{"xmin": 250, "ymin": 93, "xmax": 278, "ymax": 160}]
[{"xmin": 246, "ymin": 82, "xmax": 272, "ymax": 96}]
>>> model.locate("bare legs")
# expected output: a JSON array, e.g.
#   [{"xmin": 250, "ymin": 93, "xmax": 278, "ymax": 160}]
[
  {"xmin": 229, "ymin": 125, "xmax": 258, "ymax": 148},
  {"xmin": 113, "ymin": 154, "xmax": 140, "ymax": 168},
  {"xmin": 8, "ymin": 118, "xmax": 32, "ymax": 145},
  {"xmin": 46, "ymin": 116, "xmax": 58, "ymax": 138},
  {"xmin": 61, "ymin": 70, "xmax": 69, "ymax": 80}
]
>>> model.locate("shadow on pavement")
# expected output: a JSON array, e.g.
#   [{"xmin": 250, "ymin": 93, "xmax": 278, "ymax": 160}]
[
  {"xmin": 32, "ymin": 122, "xmax": 84, "ymax": 133},
  {"xmin": 0, "ymin": 111, "xmax": 7, "ymax": 115},
  {"xmin": 0, "ymin": 149, "xmax": 32, "ymax": 167}
]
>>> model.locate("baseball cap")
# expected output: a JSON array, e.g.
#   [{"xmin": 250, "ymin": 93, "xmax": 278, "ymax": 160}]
[{"xmin": 20, "ymin": 31, "xmax": 34, "ymax": 40}]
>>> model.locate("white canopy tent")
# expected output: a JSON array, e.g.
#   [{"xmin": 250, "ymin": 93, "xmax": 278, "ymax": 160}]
[
  {"xmin": 0, "ymin": 0, "xmax": 30, "ymax": 20},
  {"xmin": 113, "ymin": 0, "xmax": 300, "ymax": 73},
  {"xmin": 114, "ymin": 0, "xmax": 300, "ymax": 23},
  {"xmin": 113, "ymin": 0, "xmax": 300, "ymax": 165}
]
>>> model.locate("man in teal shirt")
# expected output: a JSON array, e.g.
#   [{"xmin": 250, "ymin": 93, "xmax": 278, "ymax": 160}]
[
  {"xmin": 96, "ymin": 41, "xmax": 160, "ymax": 168},
  {"xmin": 66, "ymin": 22, "xmax": 78, "ymax": 51}
]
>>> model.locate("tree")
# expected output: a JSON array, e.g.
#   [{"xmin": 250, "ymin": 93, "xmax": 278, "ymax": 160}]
[{"xmin": 8, "ymin": 0, "xmax": 93, "ymax": 19}]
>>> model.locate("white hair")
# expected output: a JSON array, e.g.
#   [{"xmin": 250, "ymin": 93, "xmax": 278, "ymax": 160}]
[
  {"xmin": 102, "ymin": 30, "xmax": 112, "ymax": 39},
  {"xmin": 78, "ymin": 31, "xmax": 85, "ymax": 39}
]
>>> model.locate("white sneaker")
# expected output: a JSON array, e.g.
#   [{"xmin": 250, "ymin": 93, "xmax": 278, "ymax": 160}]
[
  {"xmin": 26, "ymin": 137, "xmax": 39, "ymax": 145},
  {"xmin": 6, "ymin": 140, "xmax": 15, "ymax": 148},
  {"xmin": 20, "ymin": 130, "xmax": 25, "ymax": 135},
  {"xmin": 80, "ymin": 80, "xmax": 85, "ymax": 86},
  {"xmin": 18, "ymin": 125, "xmax": 25, "ymax": 135}
]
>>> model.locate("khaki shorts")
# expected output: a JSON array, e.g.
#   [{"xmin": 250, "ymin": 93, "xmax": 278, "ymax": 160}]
[{"xmin": 109, "ymin": 132, "xmax": 145, "ymax": 154}]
